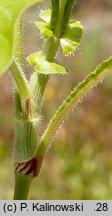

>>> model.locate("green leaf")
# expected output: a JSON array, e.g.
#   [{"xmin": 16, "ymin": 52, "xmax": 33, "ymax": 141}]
[
  {"xmin": 64, "ymin": 21, "xmax": 83, "ymax": 41},
  {"xmin": 0, "ymin": 0, "xmax": 42, "ymax": 76},
  {"xmin": 60, "ymin": 21, "xmax": 83, "ymax": 56},
  {"xmin": 28, "ymin": 51, "xmax": 67, "ymax": 75},
  {"xmin": 34, "ymin": 56, "xmax": 112, "ymax": 158},
  {"xmin": 35, "ymin": 21, "xmax": 53, "ymax": 38},
  {"xmin": 39, "ymin": 9, "xmax": 51, "ymax": 23},
  {"xmin": 36, "ymin": 9, "xmax": 53, "ymax": 38},
  {"xmin": 60, "ymin": 38, "xmax": 79, "ymax": 56}
]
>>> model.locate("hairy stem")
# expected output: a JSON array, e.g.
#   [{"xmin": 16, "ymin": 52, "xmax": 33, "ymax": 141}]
[
  {"xmin": 34, "ymin": 56, "xmax": 112, "ymax": 157},
  {"xmin": 29, "ymin": 37, "xmax": 60, "ymax": 117},
  {"xmin": 29, "ymin": 74, "xmax": 48, "ymax": 117},
  {"xmin": 15, "ymin": 17, "xmax": 24, "ymax": 67},
  {"xmin": 11, "ymin": 0, "xmax": 76, "ymax": 199},
  {"xmin": 10, "ymin": 61, "xmax": 30, "ymax": 112},
  {"xmin": 29, "ymin": 0, "xmax": 74, "ymax": 116}
]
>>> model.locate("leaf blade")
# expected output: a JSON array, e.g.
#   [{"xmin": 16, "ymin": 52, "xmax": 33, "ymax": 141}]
[
  {"xmin": 34, "ymin": 56, "xmax": 112, "ymax": 157},
  {"xmin": 0, "ymin": 0, "xmax": 42, "ymax": 75},
  {"xmin": 28, "ymin": 51, "xmax": 68, "ymax": 75},
  {"xmin": 60, "ymin": 21, "xmax": 83, "ymax": 56}
]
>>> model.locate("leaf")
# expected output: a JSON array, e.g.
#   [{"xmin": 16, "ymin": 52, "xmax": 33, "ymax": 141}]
[
  {"xmin": 39, "ymin": 9, "xmax": 51, "ymax": 23},
  {"xmin": 35, "ymin": 21, "xmax": 53, "ymax": 38},
  {"xmin": 36, "ymin": 9, "xmax": 53, "ymax": 38},
  {"xmin": 60, "ymin": 38, "xmax": 79, "ymax": 56},
  {"xmin": 34, "ymin": 56, "xmax": 112, "ymax": 157},
  {"xmin": 60, "ymin": 21, "xmax": 83, "ymax": 56},
  {"xmin": 28, "ymin": 51, "xmax": 67, "ymax": 75},
  {"xmin": 0, "ymin": 0, "xmax": 42, "ymax": 76},
  {"xmin": 64, "ymin": 21, "xmax": 83, "ymax": 41}
]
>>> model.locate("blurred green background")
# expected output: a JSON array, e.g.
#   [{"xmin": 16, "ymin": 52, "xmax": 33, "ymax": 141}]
[{"xmin": 0, "ymin": 0, "xmax": 112, "ymax": 199}]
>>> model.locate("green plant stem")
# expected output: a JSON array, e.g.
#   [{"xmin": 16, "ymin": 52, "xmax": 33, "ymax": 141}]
[
  {"xmin": 29, "ymin": 0, "xmax": 70, "ymax": 116},
  {"xmin": 14, "ymin": 173, "xmax": 33, "ymax": 200},
  {"xmin": 29, "ymin": 74, "xmax": 48, "ymax": 117},
  {"xmin": 10, "ymin": 61, "xmax": 30, "ymax": 111},
  {"xmin": 54, "ymin": 0, "xmax": 67, "ymax": 38},
  {"xmin": 61, "ymin": 0, "xmax": 74, "ymax": 34},
  {"xmin": 13, "ymin": 17, "xmax": 34, "ymax": 199},
  {"xmin": 50, "ymin": 0, "xmax": 59, "ymax": 31},
  {"xmin": 34, "ymin": 56, "xmax": 112, "ymax": 157},
  {"xmin": 13, "ymin": 118, "xmax": 38, "ymax": 200},
  {"xmin": 29, "ymin": 37, "xmax": 60, "ymax": 117},
  {"xmin": 13, "ymin": 0, "xmax": 77, "ymax": 200},
  {"xmin": 13, "ymin": 15, "xmax": 60, "ymax": 202},
  {"xmin": 43, "ymin": 37, "xmax": 60, "ymax": 61},
  {"xmin": 15, "ymin": 18, "xmax": 24, "ymax": 67},
  {"xmin": 15, "ymin": 119, "xmax": 38, "ymax": 161},
  {"xmin": 14, "ymin": 86, "xmax": 23, "ymax": 119}
]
